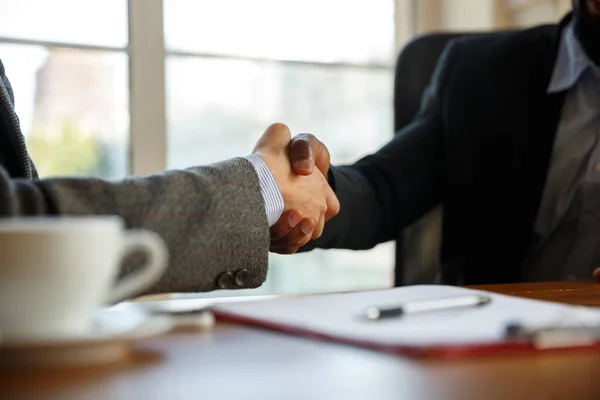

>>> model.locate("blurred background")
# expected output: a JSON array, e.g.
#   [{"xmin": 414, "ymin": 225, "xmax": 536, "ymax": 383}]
[{"xmin": 0, "ymin": 0, "xmax": 572, "ymax": 296}]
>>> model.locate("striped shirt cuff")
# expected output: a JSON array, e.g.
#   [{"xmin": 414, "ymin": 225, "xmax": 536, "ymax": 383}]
[{"xmin": 245, "ymin": 154, "xmax": 284, "ymax": 227}]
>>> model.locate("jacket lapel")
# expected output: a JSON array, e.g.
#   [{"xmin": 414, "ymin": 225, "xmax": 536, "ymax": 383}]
[
  {"xmin": 512, "ymin": 15, "xmax": 571, "ymax": 260},
  {"xmin": 460, "ymin": 16, "xmax": 571, "ymax": 285}
]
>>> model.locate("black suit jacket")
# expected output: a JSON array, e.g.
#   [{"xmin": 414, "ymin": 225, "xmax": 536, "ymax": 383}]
[{"xmin": 310, "ymin": 17, "xmax": 572, "ymax": 285}]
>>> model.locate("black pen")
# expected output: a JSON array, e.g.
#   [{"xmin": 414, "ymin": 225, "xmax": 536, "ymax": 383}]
[{"xmin": 364, "ymin": 294, "xmax": 492, "ymax": 321}]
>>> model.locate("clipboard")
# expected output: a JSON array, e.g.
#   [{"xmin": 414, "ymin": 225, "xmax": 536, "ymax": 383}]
[{"xmin": 212, "ymin": 285, "xmax": 600, "ymax": 359}]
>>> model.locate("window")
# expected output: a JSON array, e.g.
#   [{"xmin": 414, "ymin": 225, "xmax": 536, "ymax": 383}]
[
  {"xmin": 164, "ymin": 0, "xmax": 395, "ymax": 168},
  {"xmin": 164, "ymin": 0, "xmax": 397, "ymax": 295},
  {"xmin": 411, "ymin": 0, "xmax": 571, "ymax": 34},
  {"xmin": 0, "ymin": 0, "xmax": 129, "ymax": 179},
  {"xmin": 0, "ymin": 0, "xmax": 571, "ymax": 296}
]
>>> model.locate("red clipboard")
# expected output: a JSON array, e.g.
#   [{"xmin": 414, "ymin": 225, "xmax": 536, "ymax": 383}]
[
  {"xmin": 212, "ymin": 286, "xmax": 600, "ymax": 359},
  {"xmin": 215, "ymin": 310, "xmax": 600, "ymax": 359}
]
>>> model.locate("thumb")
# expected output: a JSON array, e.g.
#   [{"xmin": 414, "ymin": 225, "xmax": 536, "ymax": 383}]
[
  {"xmin": 253, "ymin": 123, "xmax": 292, "ymax": 153},
  {"xmin": 289, "ymin": 134, "xmax": 315, "ymax": 176},
  {"xmin": 290, "ymin": 133, "xmax": 330, "ymax": 177}
]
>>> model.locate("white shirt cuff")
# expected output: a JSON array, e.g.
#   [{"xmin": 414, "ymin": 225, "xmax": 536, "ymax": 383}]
[{"xmin": 245, "ymin": 154, "xmax": 284, "ymax": 227}]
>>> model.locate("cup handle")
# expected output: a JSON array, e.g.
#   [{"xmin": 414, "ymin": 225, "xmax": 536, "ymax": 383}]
[{"xmin": 106, "ymin": 229, "xmax": 169, "ymax": 304}]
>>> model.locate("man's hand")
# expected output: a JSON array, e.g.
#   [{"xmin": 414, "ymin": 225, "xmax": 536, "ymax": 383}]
[
  {"xmin": 268, "ymin": 133, "xmax": 335, "ymax": 254},
  {"xmin": 253, "ymin": 124, "xmax": 339, "ymax": 248}
]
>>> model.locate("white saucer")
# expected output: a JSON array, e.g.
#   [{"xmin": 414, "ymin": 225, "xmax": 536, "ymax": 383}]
[{"xmin": 0, "ymin": 304, "xmax": 174, "ymax": 369}]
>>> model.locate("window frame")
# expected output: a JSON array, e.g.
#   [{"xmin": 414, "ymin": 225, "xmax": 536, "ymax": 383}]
[{"xmin": 0, "ymin": 0, "xmax": 410, "ymax": 176}]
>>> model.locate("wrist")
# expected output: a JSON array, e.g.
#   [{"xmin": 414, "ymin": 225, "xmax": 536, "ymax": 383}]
[{"xmin": 245, "ymin": 154, "xmax": 284, "ymax": 227}]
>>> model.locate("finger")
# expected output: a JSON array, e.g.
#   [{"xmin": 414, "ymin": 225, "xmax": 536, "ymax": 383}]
[
  {"xmin": 271, "ymin": 219, "xmax": 314, "ymax": 248},
  {"xmin": 270, "ymin": 210, "xmax": 303, "ymax": 240},
  {"xmin": 272, "ymin": 230, "xmax": 312, "ymax": 249},
  {"xmin": 289, "ymin": 134, "xmax": 315, "ymax": 175},
  {"xmin": 271, "ymin": 243, "xmax": 302, "ymax": 255},
  {"xmin": 270, "ymin": 235, "xmax": 309, "ymax": 253},
  {"xmin": 289, "ymin": 244, "xmax": 302, "ymax": 254},
  {"xmin": 313, "ymin": 138, "xmax": 331, "ymax": 177},
  {"xmin": 593, "ymin": 267, "xmax": 600, "ymax": 282},
  {"xmin": 296, "ymin": 232, "xmax": 312, "ymax": 247},
  {"xmin": 270, "ymin": 219, "xmax": 315, "ymax": 249},
  {"xmin": 311, "ymin": 215, "xmax": 325, "ymax": 240},
  {"xmin": 270, "ymin": 224, "xmax": 313, "ymax": 254}
]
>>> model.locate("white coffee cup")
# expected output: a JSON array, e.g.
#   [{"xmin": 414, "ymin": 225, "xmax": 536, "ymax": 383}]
[{"xmin": 0, "ymin": 216, "xmax": 168, "ymax": 341}]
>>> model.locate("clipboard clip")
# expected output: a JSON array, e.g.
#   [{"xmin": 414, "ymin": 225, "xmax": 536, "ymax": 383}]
[{"xmin": 504, "ymin": 322, "xmax": 600, "ymax": 350}]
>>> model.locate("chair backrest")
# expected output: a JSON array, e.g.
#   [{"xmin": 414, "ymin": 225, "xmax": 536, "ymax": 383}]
[
  {"xmin": 393, "ymin": 32, "xmax": 471, "ymax": 287},
  {"xmin": 394, "ymin": 32, "xmax": 466, "ymax": 131}
]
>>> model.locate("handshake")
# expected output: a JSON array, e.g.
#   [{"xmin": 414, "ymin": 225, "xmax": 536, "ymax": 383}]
[{"xmin": 252, "ymin": 123, "xmax": 339, "ymax": 254}]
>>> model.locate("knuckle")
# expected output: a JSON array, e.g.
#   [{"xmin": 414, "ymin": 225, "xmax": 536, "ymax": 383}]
[
  {"xmin": 269, "ymin": 227, "xmax": 288, "ymax": 240},
  {"xmin": 331, "ymin": 201, "xmax": 341, "ymax": 216},
  {"xmin": 304, "ymin": 133, "xmax": 317, "ymax": 143},
  {"xmin": 294, "ymin": 133, "xmax": 313, "ymax": 142},
  {"xmin": 269, "ymin": 122, "xmax": 290, "ymax": 134},
  {"xmin": 298, "ymin": 232, "xmax": 312, "ymax": 245},
  {"xmin": 293, "ymin": 133, "xmax": 320, "ymax": 150},
  {"xmin": 320, "ymin": 202, "xmax": 328, "ymax": 215}
]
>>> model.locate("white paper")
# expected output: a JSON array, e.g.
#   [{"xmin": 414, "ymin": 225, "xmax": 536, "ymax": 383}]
[{"xmin": 213, "ymin": 285, "xmax": 600, "ymax": 347}]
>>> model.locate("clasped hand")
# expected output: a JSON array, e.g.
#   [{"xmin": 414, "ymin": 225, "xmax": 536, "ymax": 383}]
[{"xmin": 252, "ymin": 123, "xmax": 337, "ymax": 253}]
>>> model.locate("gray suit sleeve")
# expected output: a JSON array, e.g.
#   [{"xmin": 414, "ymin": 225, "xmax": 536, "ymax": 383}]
[
  {"xmin": 304, "ymin": 42, "xmax": 460, "ymax": 251},
  {"xmin": 0, "ymin": 157, "xmax": 270, "ymax": 293}
]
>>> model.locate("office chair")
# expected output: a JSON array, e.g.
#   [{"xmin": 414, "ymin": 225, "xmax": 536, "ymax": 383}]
[{"xmin": 393, "ymin": 32, "xmax": 470, "ymax": 287}]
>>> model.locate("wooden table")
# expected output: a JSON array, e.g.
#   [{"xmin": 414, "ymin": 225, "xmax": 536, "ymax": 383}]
[{"xmin": 4, "ymin": 282, "xmax": 600, "ymax": 400}]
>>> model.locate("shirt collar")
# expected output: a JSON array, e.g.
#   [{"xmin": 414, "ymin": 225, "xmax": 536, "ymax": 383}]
[{"xmin": 547, "ymin": 22, "xmax": 595, "ymax": 93}]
